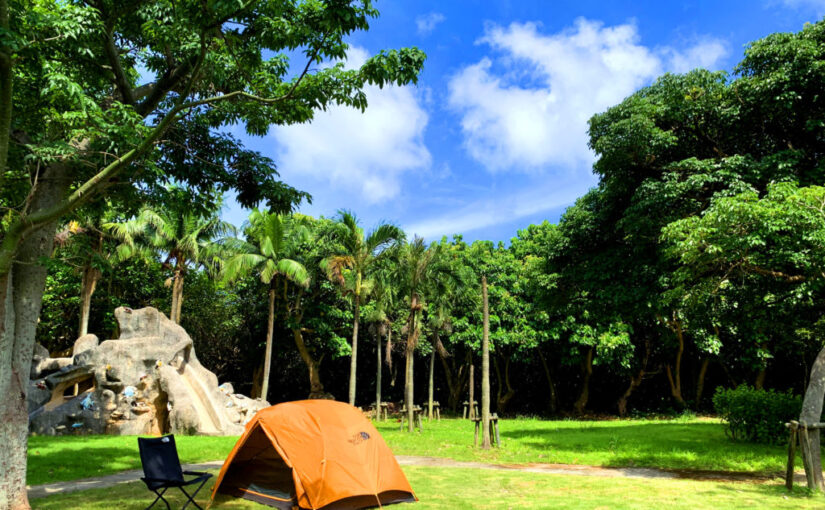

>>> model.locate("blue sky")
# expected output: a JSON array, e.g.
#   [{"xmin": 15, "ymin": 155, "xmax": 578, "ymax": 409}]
[{"xmin": 224, "ymin": 0, "xmax": 825, "ymax": 243}]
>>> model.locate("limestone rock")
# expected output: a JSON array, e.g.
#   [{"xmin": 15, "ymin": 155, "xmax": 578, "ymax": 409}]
[
  {"xmin": 72, "ymin": 334, "xmax": 99, "ymax": 360},
  {"xmin": 28, "ymin": 306, "xmax": 268, "ymax": 436},
  {"xmin": 30, "ymin": 357, "xmax": 73, "ymax": 379}
]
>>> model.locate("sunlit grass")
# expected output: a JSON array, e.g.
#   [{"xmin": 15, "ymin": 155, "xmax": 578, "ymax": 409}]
[
  {"xmin": 31, "ymin": 466, "xmax": 825, "ymax": 510},
  {"xmin": 27, "ymin": 417, "xmax": 797, "ymax": 487},
  {"xmin": 376, "ymin": 417, "xmax": 792, "ymax": 474}
]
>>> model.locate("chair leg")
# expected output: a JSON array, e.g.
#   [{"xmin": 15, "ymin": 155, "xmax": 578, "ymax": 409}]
[
  {"xmin": 146, "ymin": 488, "xmax": 171, "ymax": 510},
  {"xmin": 180, "ymin": 477, "xmax": 210, "ymax": 510}
]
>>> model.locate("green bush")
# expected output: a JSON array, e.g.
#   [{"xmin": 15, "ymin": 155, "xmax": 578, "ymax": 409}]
[{"xmin": 713, "ymin": 386, "xmax": 801, "ymax": 445}]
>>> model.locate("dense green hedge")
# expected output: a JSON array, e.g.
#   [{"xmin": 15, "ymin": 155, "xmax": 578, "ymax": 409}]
[{"xmin": 713, "ymin": 386, "xmax": 801, "ymax": 444}]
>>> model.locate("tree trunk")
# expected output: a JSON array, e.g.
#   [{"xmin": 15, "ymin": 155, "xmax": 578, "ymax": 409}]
[
  {"xmin": 428, "ymin": 344, "xmax": 435, "ymax": 420},
  {"xmin": 388, "ymin": 326, "xmax": 397, "ymax": 388},
  {"xmin": 376, "ymin": 325, "xmax": 382, "ymax": 413},
  {"xmin": 617, "ymin": 339, "xmax": 651, "ymax": 417},
  {"xmin": 494, "ymin": 355, "xmax": 515, "ymax": 414},
  {"xmin": 404, "ymin": 297, "xmax": 418, "ymax": 432},
  {"xmin": 468, "ymin": 363, "xmax": 475, "ymax": 419},
  {"xmin": 799, "ymin": 343, "xmax": 825, "ymax": 491},
  {"xmin": 665, "ymin": 314, "xmax": 686, "ymax": 407},
  {"xmin": 695, "ymin": 357, "xmax": 710, "ymax": 406},
  {"xmin": 481, "ymin": 275, "xmax": 491, "ymax": 449},
  {"xmin": 292, "ymin": 329, "xmax": 324, "ymax": 397},
  {"xmin": 755, "ymin": 366, "xmax": 767, "ymax": 390},
  {"xmin": 573, "ymin": 347, "xmax": 593, "ymax": 415},
  {"xmin": 348, "ymin": 298, "xmax": 360, "ymax": 406},
  {"xmin": 0, "ymin": 162, "xmax": 67, "ymax": 509},
  {"xmin": 78, "ymin": 266, "xmax": 100, "ymax": 338},
  {"xmin": 405, "ymin": 344, "xmax": 414, "ymax": 432},
  {"xmin": 261, "ymin": 287, "xmax": 276, "ymax": 402},
  {"xmin": 537, "ymin": 348, "xmax": 558, "ymax": 414},
  {"xmin": 169, "ymin": 263, "xmax": 184, "ymax": 323}
]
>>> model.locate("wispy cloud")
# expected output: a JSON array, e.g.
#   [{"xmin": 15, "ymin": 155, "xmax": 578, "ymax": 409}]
[
  {"xmin": 416, "ymin": 12, "xmax": 446, "ymax": 36},
  {"xmin": 448, "ymin": 19, "xmax": 728, "ymax": 174},
  {"xmin": 770, "ymin": 0, "xmax": 825, "ymax": 13},
  {"xmin": 404, "ymin": 174, "xmax": 598, "ymax": 239}
]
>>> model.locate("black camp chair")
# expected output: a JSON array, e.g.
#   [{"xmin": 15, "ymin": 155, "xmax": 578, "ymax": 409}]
[{"xmin": 138, "ymin": 435, "xmax": 213, "ymax": 510}]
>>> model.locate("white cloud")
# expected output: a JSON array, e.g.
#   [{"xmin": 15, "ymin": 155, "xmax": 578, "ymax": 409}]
[
  {"xmin": 448, "ymin": 19, "xmax": 728, "ymax": 173},
  {"xmin": 416, "ymin": 12, "xmax": 446, "ymax": 36},
  {"xmin": 773, "ymin": 0, "xmax": 825, "ymax": 13},
  {"xmin": 665, "ymin": 38, "xmax": 729, "ymax": 74},
  {"xmin": 270, "ymin": 47, "xmax": 430, "ymax": 204}
]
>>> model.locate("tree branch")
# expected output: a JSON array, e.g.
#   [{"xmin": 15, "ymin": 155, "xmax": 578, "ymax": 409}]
[{"xmin": 102, "ymin": 23, "xmax": 135, "ymax": 105}]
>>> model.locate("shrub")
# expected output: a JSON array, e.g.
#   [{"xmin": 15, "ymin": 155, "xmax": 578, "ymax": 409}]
[{"xmin": 713, "ymin": 385, "xmax": 801, "ymax": 444}]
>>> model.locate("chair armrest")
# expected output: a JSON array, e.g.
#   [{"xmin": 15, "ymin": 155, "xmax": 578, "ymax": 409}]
[
  {"xmin": 181, "ymin": 471, "xmax": 213, "ymax": 486},
  {"xmin": 183, "ymin": 470, "xmax": 212, "ymax": 477}
]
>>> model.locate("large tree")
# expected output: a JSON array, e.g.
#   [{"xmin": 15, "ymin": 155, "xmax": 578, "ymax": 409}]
[
  {"xmin": 324, "ymin": 211, "xmax": 403, "ymax": 406},
  {"xmin": 0, "ymin": 2, "xmax": 424, "ymax": 504},
  {"xmin": 664, "ymin": 183, "xmax": 825, "ymax": 489}
]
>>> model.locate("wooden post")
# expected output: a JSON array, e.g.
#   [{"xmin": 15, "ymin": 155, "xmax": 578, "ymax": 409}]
[
  {"xmin": 786, "ymin": 421, "xmax": 798, "ymax": 491},
  {"xmin": 481, "ymin": 275, "xmax": 491, "ymax": 449},
  {"xmin": 800, "ymin": 422, "xmax": 816, "ymax": 490},
  {"xmin": 468, "ymin": 365, "xmax": 475, "ymax": 420}
]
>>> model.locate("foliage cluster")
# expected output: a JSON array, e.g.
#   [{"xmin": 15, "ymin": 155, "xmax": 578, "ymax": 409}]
[{"xmin": 712, "ymin": 386, "xmax": 802, "ymax": 444}]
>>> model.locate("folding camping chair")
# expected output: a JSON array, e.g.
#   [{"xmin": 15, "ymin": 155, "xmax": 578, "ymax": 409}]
[{"xmin": 138, "ymin": 435, "xmax": 213, "ymax": 510}]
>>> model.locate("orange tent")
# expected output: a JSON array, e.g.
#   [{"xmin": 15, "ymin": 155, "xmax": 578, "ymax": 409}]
[{"xmin": 210, "ymin": 400, "xmax": 416, "ymax": 509}]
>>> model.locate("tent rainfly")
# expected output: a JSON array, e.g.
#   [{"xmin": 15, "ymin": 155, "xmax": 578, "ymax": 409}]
[{"xmin": 211, "ymin": 400, "xmax": 416, "ymax": 509}]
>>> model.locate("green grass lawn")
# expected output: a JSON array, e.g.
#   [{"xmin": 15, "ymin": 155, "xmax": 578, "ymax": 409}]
[
  {"xmin": 27, "ymin": 434, "xmax": 238, "ymax": 486},
  {"xmin": 31, "ymin": 466, "xmax": 825, "ymax": 510},
  {"xmin": 375, "ymin": 416, "xmax": 791, "ymax": 474},
  {"xmin": 28, "ymin": 417, "xmax": 796, "ymax": 486}
]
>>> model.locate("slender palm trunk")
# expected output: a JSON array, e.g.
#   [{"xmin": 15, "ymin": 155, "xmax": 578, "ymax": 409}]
[
  {"xmin": 169, "ymin": 262, "xmax": 185, "ymax": 323},
  {"xmin": 78, "ymin": 266, "xmax": 100, "ymax": 338},
  {"xmin": 428, "ymin": 343, "xmax": 435, "ymax": 420},
  {"xmin": 376, "ymin": 326, "xmax": 382, "ymax": 414},
  {"xmin": 481, "ymin": 275, "xmax": 491, "ymax": 449},
  {"xmin": 261, "ymin": 287, "xmax": 276, "ymax": 402},
  {"xmin": 348, "ymin": 297, "xmax": 360, "ymax": 406},
  {"xmin": 405, "ymin": 344, "xmax": 414, "ymax": 432},
  {"xmin": 405, "ymin": 295, "xmax": 418, "ymax": 432}
]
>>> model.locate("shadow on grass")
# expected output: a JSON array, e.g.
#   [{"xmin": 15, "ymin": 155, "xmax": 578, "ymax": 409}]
[{"xmin": 501, "ymin": 422, "xmax": 787, "ymax": 473}]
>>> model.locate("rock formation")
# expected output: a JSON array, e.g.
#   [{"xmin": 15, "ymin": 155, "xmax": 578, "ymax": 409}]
[{"xmin": 28, "ymin": 307, "xmax": 268, "ymax": 436}]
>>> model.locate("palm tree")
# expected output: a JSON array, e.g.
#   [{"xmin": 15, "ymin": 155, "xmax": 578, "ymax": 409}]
[
  {"xmin": 106, "ymin": 207, "xmax": 234, "ymax": 323},
  {"xmin": 222, "ymin": 210, "xmax": 309, "ymax": 402},
  {"xmin": 324, "ymin": 211, "xmax": 404, "ymax": 406},
  {"xmin": 394, "ymin": 237, "xmax": 455, "ymax": 432},
  {"xmin": 364, "ymin": 272, "xmax": 397, "ymax": 415},
  {"xmin": 54, "ymin": 214, "xmax": 121, "ymax": 338}
]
